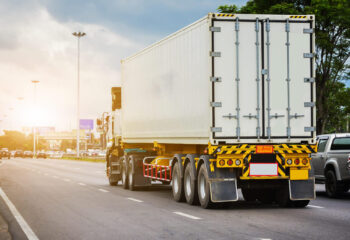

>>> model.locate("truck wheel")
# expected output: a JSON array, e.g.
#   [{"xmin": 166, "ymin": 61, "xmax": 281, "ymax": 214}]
[
  {"xmin": 184, "ymin": 163, "xmax": 198, "ymax": 205},
  {"xmin": 276, "ymin": 184, "xmax": 292, "ymax": 208},
  {"xmin": 325, "ymin": 170, "xmax": 341, "ymax": 198},
  {"xmin": 129, "ymin": 158, "xmax": 135, "ymax": 191},
  {"xmin": 107, "ymin": 156, "xmax": 118, "ymax": 186},
  {"xmin": 241, "ymin": 189, "xmax": 257, "ymax": 202},
  {"xmin": 197, "ymin": 164, "xmax": 214, "ymax": 209},
  {"xmin": 121, "ymin": 158, "xmax": 129, "ymax": 189},
  {"xmin": 342, "ymin": 183, "xmax": 350, "ymax": 193},
  {"xmin": 172, "ymin": 161, "xmax": 185, "ymax": 202},
  {"xmin": 292, "ymin": 200, "xmax": 310, "ymax": 208}
]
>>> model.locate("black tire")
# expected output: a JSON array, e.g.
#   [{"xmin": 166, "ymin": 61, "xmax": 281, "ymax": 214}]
[
  {"xmin": 342, "ymin": 183, "xmax": 350, "ymax": 193},
  {"xmin": 184, "ymin": 163, "xmax": 198, "ymax": 205},
  {"xmin": 292, "ymin": 200, "xmax": 310, "ymax": 208},
  {"xmin": 325, "ymin": 170, "xmax": 342, "ymax": 198},
  {"xmin": 129, "ymin": 158, "xmax": 135, "ymax": 191},
  {"xmin": 197, "ymin": 164, "xmax": 214, "ymax": 209},
  {"xmin": 276, "ymin": 184, "xmax": 293, "ymax": 208},
  {"xmin": 107, "ymin": 157, "xmax": 118, "ymax": 186},
  {"xmin": 121, "ymin": 158, "xmax": 129, "ymax": 189},
  {"xmin": 241, "ymin": 188, "xmax": 257, "ymax": 202},
  {"xmin": 172, "ymin": 161, "xmax": 185, "ymax": 202}
]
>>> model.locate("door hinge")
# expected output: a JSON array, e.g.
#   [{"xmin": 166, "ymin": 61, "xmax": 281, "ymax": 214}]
[
  {"xmin": 210, "ymin": 102, "xmax": 222, "ymax": 107},
  {"xmin": 304, "ymin": 77, "xmax": 315, "ymax": 83},
  {"xmin": 304, "ymin": 127, "xmax": 315, "ymax": 132},
  {"xmin": 210, "ymin": 26, "xmax": 221, "ymax": 32},
  {"xmin": 304, "ymin": 102, "xmax": 315, "ymax": 107},
  {"xmin": 210, "ymin": 51, "xmax": 221, "ymax": 57},
  {"xmin": 304, "ymin": 53, "xmax": 315, "ymax": 58},
  {"xmin": 211, "ymin": 127, "xmax": 222, "ymax": 133},
  {"xmin": 210, "ymin": 77, "xmax": 222, "ymax": 82},
  {"xmin": 303, "ymin": 28, "xmax": 314, "ymax": 34}
]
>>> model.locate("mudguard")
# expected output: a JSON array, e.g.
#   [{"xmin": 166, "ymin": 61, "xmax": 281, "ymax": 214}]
[
  {"xmin": 129, "ymin": 155, "xmax": 151, "ymax": 186},
  {"xmin": 289, "ymin": 178, "xmax": 316, "ymax": 200},
  {"xmin": 199, "ymin": 155, "xmax": 238, "ymax": 202}
]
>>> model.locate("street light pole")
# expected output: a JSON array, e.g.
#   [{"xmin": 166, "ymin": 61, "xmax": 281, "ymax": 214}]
[
  {"xmin": 72, "ymin": 31, "xmax": 86, "ymax": 158},
  {"xmin": 31, "ymin": 80, "xmax": 39, "ymax": 158}
]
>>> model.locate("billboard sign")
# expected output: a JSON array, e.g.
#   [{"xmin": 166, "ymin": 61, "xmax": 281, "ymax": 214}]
[{"xmin": 79, "ymin": 119, "xmax": 94, "ymax": 130}]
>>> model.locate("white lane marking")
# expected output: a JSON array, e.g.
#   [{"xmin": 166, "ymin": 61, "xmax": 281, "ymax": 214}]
[
  {"xmin": 0, "ymin": 188, "xmax": 39, "ymax": 240},
  {"xmin": 74, "ymin": 167, "xmax": 81, "ymax": 170},
  {"xmin": 95, "ymin": 171, "xmax": 103, "ymax": 174},
  {"xmin": 127, "ymin": 197, "xmax": 144, "ymax": 203},
  {"xmin": 308, "ymin": 205, "xmax": 324, "ymax": 209},
  {"xmin": 53, "ymin": 176, "xmax": 58, "ymax": 179},
  {"xmin": 63, "ymin": 178, "xmax": 71, "ymax": 182},
  {"xmin": 260, "ymin": 238, "xmax": 272, "ymax": 240},
  {"xmin": 98, "ymin": 189, "xmax": 109, "ymax": 193},
  {"xmin": 78, "ymin": 183, "xmax": 86, "ymax": 186},
  {"xmin": 173, "ymin": 212, "xmax": 201, "ymax": 220}
]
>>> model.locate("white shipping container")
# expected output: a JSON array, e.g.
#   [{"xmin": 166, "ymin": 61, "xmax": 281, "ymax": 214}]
[{"xmin": 121, "ymin": 13, "xmax": 316, "ymax": 145}]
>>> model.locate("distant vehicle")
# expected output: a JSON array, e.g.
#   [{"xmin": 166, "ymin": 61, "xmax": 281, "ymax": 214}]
[
  {"xmin": 23, "ymin": 151, "xmax": 34, "ymax": 158},
  {"xmin": 1, "ymin": 148, "xmax": 10, "ymax": 159},
  {"xmin": 37, "ymin": 152, "xmax": 47, "ymax": 159},
  {"xmin": 98, "ymin": 150, "xmax": 106, "ymax": 157},
  {"xmin": 14, "ymin": 150, "xmax": 23, "ymax": 158},
  {"xmin": 312, "ymin": 133, "xmax": 350, "ymax": 197}
]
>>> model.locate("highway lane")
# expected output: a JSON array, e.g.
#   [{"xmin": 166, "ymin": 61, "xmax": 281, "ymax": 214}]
[{"xmin": 0, "ymin": 158, "xmax": 349, "ymax": 240}]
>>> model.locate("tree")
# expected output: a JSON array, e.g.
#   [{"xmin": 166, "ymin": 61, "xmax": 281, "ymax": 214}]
[{"xmin": 218, "ymin": 0, "xmax": 350, "ymax": 134}]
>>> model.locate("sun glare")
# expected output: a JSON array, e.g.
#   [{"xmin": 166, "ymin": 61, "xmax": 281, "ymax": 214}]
[{"xmin": 21, "ymin": 106, "xmax": 55, "ymax": 127}]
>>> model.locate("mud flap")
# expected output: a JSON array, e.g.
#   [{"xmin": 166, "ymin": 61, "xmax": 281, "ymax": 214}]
[
  {"xmin": 134, "ymin": 175, "xmax": 151, "ymax": 186},
  {"xmin": 289, "ymin": 178, "xmax": 315, "ymax": 200},
  {"xmin": 210, "ymin": 179, "xmax": 238, "ymax": 202}
]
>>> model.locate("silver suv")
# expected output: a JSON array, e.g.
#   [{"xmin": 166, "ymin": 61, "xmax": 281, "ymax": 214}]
[{"xmin": 312, "ymin": 133, "xmax": 350, "ymax": 197}]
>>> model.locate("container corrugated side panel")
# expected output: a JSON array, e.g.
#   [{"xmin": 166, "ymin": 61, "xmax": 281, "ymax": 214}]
[{"xmin": 121, "ymin": 17, "xmax": 211, "ymax": 144}]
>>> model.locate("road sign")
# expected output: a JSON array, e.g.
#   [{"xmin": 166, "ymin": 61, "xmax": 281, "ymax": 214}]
[{"xmin": 80, "ymin": 119, "xmax": 94, "ymax": 130}]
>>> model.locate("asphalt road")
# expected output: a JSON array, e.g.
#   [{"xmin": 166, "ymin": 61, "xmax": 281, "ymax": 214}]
[{"xmin": 0, "ymin": 158, "xmax": 349, "ymax": 240}]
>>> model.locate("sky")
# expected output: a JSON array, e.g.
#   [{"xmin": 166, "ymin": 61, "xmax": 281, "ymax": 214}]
[{"xmin": 0, "ymin": 0, "xmax": 247, "ymax": 132}]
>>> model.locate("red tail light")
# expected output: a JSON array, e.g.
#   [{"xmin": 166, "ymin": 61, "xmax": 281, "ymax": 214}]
[{"xmin": 294, "ymin": 158, "xmax": 300, "ymax": 165}]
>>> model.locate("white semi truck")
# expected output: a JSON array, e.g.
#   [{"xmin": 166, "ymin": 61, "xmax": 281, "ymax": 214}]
[{"xmin": 105, "ymin": 13, "xmax": 317, "ymax": 208}]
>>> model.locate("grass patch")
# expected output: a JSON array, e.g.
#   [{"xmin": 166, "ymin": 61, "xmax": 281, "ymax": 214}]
[{"xmin": 56, "ymin": 156, "xmax": 106, "ymax": 163}]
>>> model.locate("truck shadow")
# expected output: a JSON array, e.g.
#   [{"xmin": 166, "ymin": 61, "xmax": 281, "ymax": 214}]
[{"xmin": 316, "ymin": 190, "xmax": 350, "ymax": 199}]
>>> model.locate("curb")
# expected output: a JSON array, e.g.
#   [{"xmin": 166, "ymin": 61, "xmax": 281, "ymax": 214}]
[{"xmin": 0, "ymin": 212, "xmax": 11, "ymax": 240}]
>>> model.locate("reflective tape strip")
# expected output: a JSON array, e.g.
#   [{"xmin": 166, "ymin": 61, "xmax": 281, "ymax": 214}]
[
  {"xmin": 216, "ymin": 14, "xmax": 235, "ymax": 17},
  {"xmin": 290, "ymin": 16, "xmax": 307, "ymax": 19}
]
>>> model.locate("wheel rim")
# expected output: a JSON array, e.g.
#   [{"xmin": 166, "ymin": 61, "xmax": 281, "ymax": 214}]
[
  {"xmin": 173, "ymin": 173, "xmax": 179, "ymax": 194},
  {"xmin": 185, "ymin": 171, "xmax": 191, "ymax": 196},
  {"xmin": 199, "ymin": 173, "xmax": 206, "ymax": 199}
]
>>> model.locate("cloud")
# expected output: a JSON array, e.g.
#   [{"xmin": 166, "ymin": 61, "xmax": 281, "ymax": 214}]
[{"xmin": 0, "ymin": 2, "xmax": 142, "ymax": 131}]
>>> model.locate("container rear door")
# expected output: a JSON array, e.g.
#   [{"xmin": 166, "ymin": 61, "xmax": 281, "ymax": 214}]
[
  {"xmin": 211, "ymin": 20, "xmax": 263, "ymax": 139},
  {"xmin": 264, "ymin": 19, "xmax": 313, "ymax": 138},
  {"xmin": 211, "ymin": 16, "xmax": 314, "ymax": 142}
]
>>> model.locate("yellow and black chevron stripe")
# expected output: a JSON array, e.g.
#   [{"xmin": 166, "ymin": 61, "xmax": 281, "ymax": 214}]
[
  {"xmin": 216, "ymin": 14, "xmax": 235, "ymax": 17},
  {"xmin": 273, "ymin": 144, "xmax": 316, "ymax": 154},
  {"xmin": 242, "ymin": 153, "xmax": 287, "ymax": 178},
  {"xmin": 290, "ymin": 15, "xmax": 307, "ymax": 19},
  {"xmin": 210, "ymin": 144, "xmax": 316, "ymax": 155}
]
